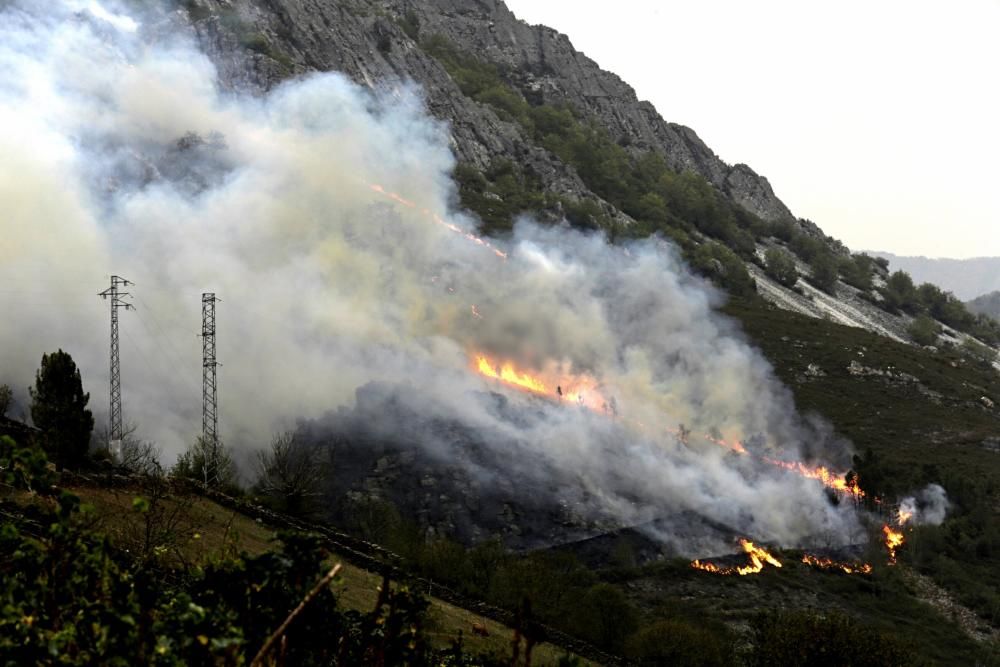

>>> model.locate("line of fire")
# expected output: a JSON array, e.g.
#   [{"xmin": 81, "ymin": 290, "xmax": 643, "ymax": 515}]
[{"xmin": 368, "ymin": 179, "xmax": 919, "ymax": 578}]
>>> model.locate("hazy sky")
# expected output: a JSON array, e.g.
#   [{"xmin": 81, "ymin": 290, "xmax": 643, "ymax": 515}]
[{"xmin": 504, "ymin": 0, "xmax": 999, "ymax": 259}]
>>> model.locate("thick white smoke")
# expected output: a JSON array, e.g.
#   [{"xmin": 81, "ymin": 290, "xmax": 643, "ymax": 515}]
[
  {"xmin": 0, "ymin": 0, "xmax": 865, "ymax": 552},
  {"xmin": 900, "ymin": 484, "xmax": 950, "ymax": 526}
]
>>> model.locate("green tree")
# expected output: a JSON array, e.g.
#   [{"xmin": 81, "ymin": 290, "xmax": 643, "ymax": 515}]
[
  {"xmin": 570, "ymin": 583, "xmax": 638, "ymax": 653},
  {"xmin": 882, "ymin": 270, "xmax": 918, "ymax": 313},
  {"xmin": 808, "ymin": 253, "xmax": 839, "ymax": 294},
  {"xmin": 764, "ymin": 247, "xmax": 798, "ymax": 288},
  {"xmin": 839, "ymin": 253, "xmax": 874, "ymax": 291},
  {"xmin": 29, "ymin": 350, "xmax": 94, "ymax": 469}
]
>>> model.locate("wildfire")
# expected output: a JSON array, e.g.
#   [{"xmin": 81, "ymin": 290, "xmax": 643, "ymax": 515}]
[
  {"xmin": 762, "ymin": 457, "xmax": 865, "ymax": 500},
  {"xmin": 801, "ymin": 553, "xmax": 872, "ymax": 575},
  {"xmin": 897, "ymin": 507, "xmax": 913, "ymax": 525},
  {"xmin": 475, "ymin": 355, "xmax": 548, "ymax": 395},
  {"xmin": 471, "ymin": 353, "xmax": 607, "ymax": 411},
  {"xmin": 368, "ymin": 183, "xmax": 507, "ymax": 259},
  {"xmin": 691, "ymin": 539, "xmax": 783, "ymax": 576},
  {"xmin": 882, "ymin": 524, "xmax": 905, "ymax": 564},
  {"xmin": 371, "ymin": 177, "xmax": 864, "ymax": 505}
]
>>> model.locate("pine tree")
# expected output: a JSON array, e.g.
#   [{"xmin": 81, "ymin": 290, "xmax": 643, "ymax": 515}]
[{"xmin": 30, "ymin": 350, "xmax": 94, "ymax": 469}]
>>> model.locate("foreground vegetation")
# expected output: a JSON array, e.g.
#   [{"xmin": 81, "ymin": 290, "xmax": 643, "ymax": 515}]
[
  {"xmin": 3, "ymin": 335, "xmax": 999, "ymax": 664},
  {"xmin": 0, "ymin": 432, "xmax": 964, "ymax": 666},
  {"xmin": 1, "ymin": 434, "xmax": 585, "ymax": 665}
]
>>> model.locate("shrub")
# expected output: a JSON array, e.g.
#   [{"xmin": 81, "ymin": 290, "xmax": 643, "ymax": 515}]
[
  {"xmin": 908, "ymin": 314, "xmax": 941, "ymax": 346},
  {"xmin": 690, "ymin": 242, "xmax": 757, "ymax": 297},
  {"xmin": 807, "ymin": 252, "xmax": 839, "ymax": 295},
  {"xmin": 840, "ymin": 253, "xmax": 875, "ymax": 291},
  {"xmin": 747, "ymin": 611, "xmax": 924, "ymax": 667},
  {"xmin": 881, "ymin": 270, "xmax": 919, "ymax": 313},
  {"xmin": 626, "ymin": 619, "xmax": 735, "ymax": 667},
  {"xmin": 764, "ymin": 247, "xmax": 798, "ymax": 288}
]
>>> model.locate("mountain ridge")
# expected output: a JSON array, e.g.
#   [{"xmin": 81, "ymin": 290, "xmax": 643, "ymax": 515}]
[
  {"xmin": 185, "ymin": 0, "xmax": 794, "ymax": 224},
  {"xmin": 178, "ymin": 0, "xmax": 999, "ymax": 358},
  {"xmin": 871, "ymin": 252, "xmax": 1000, "ymax": 301}
]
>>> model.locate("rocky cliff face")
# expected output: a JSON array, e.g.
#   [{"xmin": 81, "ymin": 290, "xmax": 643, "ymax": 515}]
[{"xmin": 182, "ymin": 0, "xmax": 793, "ymax": 222}]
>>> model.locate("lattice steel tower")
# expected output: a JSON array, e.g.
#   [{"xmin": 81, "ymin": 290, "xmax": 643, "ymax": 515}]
[
  {"xmin": 99, "ymin": 276, "xmax": 133, "ymax": 450},
  {"xmin": 201, "ymin": 293, "xmax": 220, "ymax": 484}
]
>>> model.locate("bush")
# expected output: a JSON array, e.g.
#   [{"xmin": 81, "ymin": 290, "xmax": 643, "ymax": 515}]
[
  {"xmin": 840, "ymin": 253, "xmax": 875, "ymax": 291},
  {"xmin": 399, "ymin": 10, "xmax": 420, "ymax": 40},
  {"xmin": 569, "ymin": 583, "xmax": 637, "ymax": 654},
  {"xmin": 908, "ymin": 314, "xmax": 941, "ymax": 346},
  {"xmin": 807, "ymin": 252, "xmax": 839, "ymax": 295},
  {"xmin": 690, "ymin": 242, "xmax": 757, "ymax": 297},
  {"xmin": 172, "ymin": 436, "xmax": 240, "ymax": 493},
  {"xmin": 747, "ymin": 611, "xmax": 924, "ymax": 666},
  {"xmin": 764, "ymin": 247, "xmax": 798, "ymax": 287},
  {"xmin": 626, "ymin": 619, "xmax": 735, "ymax": 667},
  {"xmin": 881, "ymin": 270, "xmax": 919, "ymax": 313}
]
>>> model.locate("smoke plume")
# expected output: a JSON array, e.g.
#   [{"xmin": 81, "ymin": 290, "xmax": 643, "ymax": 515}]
[
  {"xmin": 0, "ymin": 0, "xmax": 865, "ymax": 553},
  {"xmin": 900, "ymin": 484, "xmax": 950, "ymax": 526}
]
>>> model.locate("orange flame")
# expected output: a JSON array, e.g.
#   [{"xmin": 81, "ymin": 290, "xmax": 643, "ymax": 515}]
[
  {"xmin": 475, "ymin": 355, "xmax": 548, "ymax": 395},
  {"xmin": 762, "ymin": 457, "xmax": 865, "ymax": 500},
  {"xmin": 801, "ymin": 553, "xmax": 872, "ymax": 575},
  {"xmin": 882, "ymin": 524, "xmax": 905, "ymax": 564},
  {"xmin": 471, "ymin": 353, "xmax": 607, "ymax": 411},
  {"xmin": 691, "ymin": 539, "xmax": 783, "ymax": 576},
  {"xmin": 897, "ymin": 507, "xmax": 913, "ymax": 525},
  {"xmin": 368, "ymin": 183, "xmax": 507, "ymax": 259}
]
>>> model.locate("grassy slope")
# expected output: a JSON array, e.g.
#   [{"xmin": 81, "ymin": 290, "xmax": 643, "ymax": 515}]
[
  {"xmin": 66, "ymin": 484, "xmax": 585, "ymax": 666},
  {"xmin": 723, "ymin": 298, "xmax": 999, "ymax": 489},
  {"xmin": 717, "ymin": 298, "xmax": 1000, "ymax": 662}
]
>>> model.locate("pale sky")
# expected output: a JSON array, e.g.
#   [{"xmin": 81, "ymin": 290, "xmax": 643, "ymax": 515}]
[{"xmin": 504, "ymin": 0, "xmax": 1000, "ymax": 259}]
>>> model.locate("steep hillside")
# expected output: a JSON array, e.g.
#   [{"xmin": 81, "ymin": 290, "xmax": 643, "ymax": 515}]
[
  {"xmin": 185, "ymin": 0, "xmax": 791, "ymax": 223},
  {"xmin": 873, "ymin": 253, "xmax": 1000, "ymax": 301},
  {"xmin": 177, "ymin": 0, "xmax": 1000, "ymax": 359}
]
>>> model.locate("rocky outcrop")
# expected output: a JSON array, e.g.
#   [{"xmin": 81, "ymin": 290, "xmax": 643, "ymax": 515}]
[{"xmin": 180, "ymin": 0, "xmax": 794, "ymax": 221}]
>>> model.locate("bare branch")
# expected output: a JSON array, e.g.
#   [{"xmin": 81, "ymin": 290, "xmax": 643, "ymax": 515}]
[{"xmin": 250, "ymin": 563, "xmax": 342, "ymax": 667}]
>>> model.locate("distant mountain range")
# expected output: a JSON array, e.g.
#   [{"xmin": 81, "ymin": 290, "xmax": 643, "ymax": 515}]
[
  {"xmin": 870, "ymin": 253, "xmax": 1000, "ymax": 301},
  {"xmin": 967, "ymin": 291, "xmax": 1000, "ymax": 321}
]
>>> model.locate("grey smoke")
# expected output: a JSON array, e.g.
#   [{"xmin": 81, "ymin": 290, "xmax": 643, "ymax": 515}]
[
  {"xmin": 0, "ymin": 0, "xmax": 866, "ymax": 553},
  {"xmin": 900, "ymin": 484, "xmax": 950, "ymax": 526}
]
